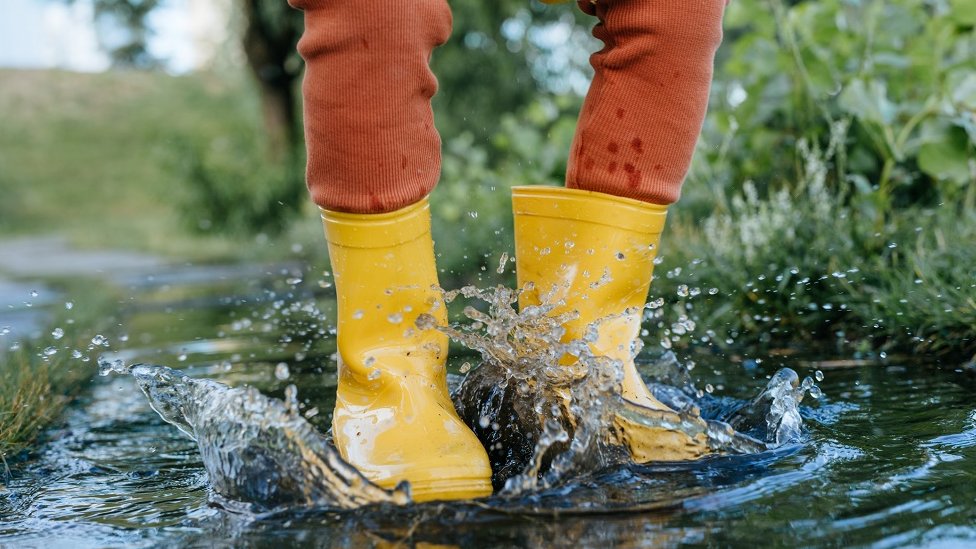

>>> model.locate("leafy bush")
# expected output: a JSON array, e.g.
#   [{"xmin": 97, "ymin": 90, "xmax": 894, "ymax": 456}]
[
  {"xmin": 433, "ymin": 95, "xmax": 580, "ymax": 287},
  {"xmin": 171, "ymin": 134, "xmax": 305, "ymax": 238},
  {"xmin": 652, "ymin": 136, "xmax": 976, "ymax": 360},
  {"xmin": 695, "ymin": 0, "xmax": 976, "ymax": 214}
]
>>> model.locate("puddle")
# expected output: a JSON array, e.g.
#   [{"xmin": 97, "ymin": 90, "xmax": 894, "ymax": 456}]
[{"xmin": 2, "ymin": 264, "xmax": 976, "ymax": 547}]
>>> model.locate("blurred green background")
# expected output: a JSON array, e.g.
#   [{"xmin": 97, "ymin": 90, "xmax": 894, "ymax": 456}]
[{"xmin": 0, "ymin": 0, "xmax": 973, "ymax": 359}]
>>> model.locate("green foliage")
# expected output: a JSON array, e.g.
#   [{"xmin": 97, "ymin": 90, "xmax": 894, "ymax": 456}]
[
  {"xmin": 433, "ymin": 94, "xmax": 580, "ymax": 287},
  {"xmin": 654, "ymin": 139, "xmax": 976, "ymax": 360},
  {"xmin": 171, "ymin": 134, "xmax": 306, "ymax": 237},
  {"xmin": 697, "ymin": 0, "xmax": 976, "ymax": 214},
  {"xmin": 432, "ymin": 2, "xmax": 593, "ymax": 143}
]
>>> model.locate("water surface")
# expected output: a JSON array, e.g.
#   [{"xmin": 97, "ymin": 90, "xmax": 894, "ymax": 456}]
[{"xmin": 2, "ymin": 266, "xmax": 975, "ymax": 547}]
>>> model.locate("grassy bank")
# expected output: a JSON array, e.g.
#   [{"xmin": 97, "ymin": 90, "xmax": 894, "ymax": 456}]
[
  {"xmin": 0, "ymin": 279, "xmax": 123, "ymax": 462},
  {"xmin": 0, "ymin": 344, "xmax": 92, "ymax": 462},
  {"xmin": 0, "ymin": 68, "xmax": 323, "ymax": 262}
]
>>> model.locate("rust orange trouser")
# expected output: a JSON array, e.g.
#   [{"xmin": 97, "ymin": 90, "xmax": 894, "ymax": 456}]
[{"xmin": 290, "ymin": 0, "xmax": 726, "ymax": 214}]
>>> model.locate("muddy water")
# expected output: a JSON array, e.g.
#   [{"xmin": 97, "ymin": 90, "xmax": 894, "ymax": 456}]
[{"xmin": 2, "ymin": 266, "xmax": 976, "ymax": 547}]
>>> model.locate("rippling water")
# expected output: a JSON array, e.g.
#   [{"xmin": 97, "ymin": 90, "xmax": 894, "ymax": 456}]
[{"xmin": 2, "ymin": 267, "xmax": 975, "ymax": 547}]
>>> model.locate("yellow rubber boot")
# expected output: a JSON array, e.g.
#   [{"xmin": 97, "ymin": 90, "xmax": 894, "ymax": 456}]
[
  {"xmin": 512, "ymin": 186, "xmax": 709, "ymax": 462},
  {"xmin": 323, "ymin": 198, "xmax": 492, "ymax": 502}
]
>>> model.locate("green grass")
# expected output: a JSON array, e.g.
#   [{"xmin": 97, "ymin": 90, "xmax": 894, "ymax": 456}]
[
  {"xmin": 0, "ymin": 344, "xmax": 93, "ymax": 462},
  {"xmin": 653, "ymin": 142, "xmax": 976, "ymax": 362},
  {"xmin": 0, "ymin": 68, "xmax": 323, "ymax": 262}
]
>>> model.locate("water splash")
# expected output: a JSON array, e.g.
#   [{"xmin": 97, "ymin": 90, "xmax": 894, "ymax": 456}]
[
  {"xmin": 443, "ymin": 285, "xmax": 815, "ymax": 494},
  {"xmin": 96, "ymin": 283, "xmax": 820, "ymax": 511},
  {"xmin": 98, "ymin": 358, "xmax": 409, "ymax": 511}
]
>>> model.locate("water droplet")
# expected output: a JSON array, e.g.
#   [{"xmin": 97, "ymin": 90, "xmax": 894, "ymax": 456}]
[
  {"xmin": 704, "ymin": 383, "xmax": 714, "ymax": 394},
  {"xmin": 415, "ymin": 313, "xmax": 437, "ymax": 330},
  {"xmin": 91, "ymin": 334, "xmax": 109, "ymax": 347},
  {"xmin": 177, "ymin": 353, "xmax": 188, "ymax": 362},
  {"xmin": 97, "ymin": 357, "xmax": 127, "ymax": 376},
  {"xmin": 459, "ymin": 362, "xmax": 472, "ymax": 374},
  {"xmin": 0, "ymin": 326, "xmax": 10, "ymax": 336},
  {"xmin": 364, "ymin": 356, "xmax": 376, "ymax": 367},
  {"xmin": 352, "ymin": 309, "xmax": 364, "ymax": 320},
  {"xmin": 65, "ymin": 301, "xmax": 74, "ymax": 310},
  {"xmin": 387, "ymin": 313, "xmax": 404, "ymax": 324},
  {"xmin": 52, "ymin": 328, "xmax": 64, "ymax": 340},
  {"xmin": 467, "ymin": 211, "xmax": 479, "ymax": 218},
  {"xmin": 286, "ymin": 277, "xmax": 303, "ymax": 285},
  {"xmin": 708, "ymin": 288, "xmax": 719, "ymax": 295},
  {"xmin": 479, "ymin": 415, "xmax": 491, "ymax": 428},
  {"xmin": 304, "ymin": 407, "xmax": 320, "ymax": 419},
  {"xmin": 43, "ymin": 346, "xmax": 58, "ymax": 356},
  {"xmin": 71, "ymin": 349, "xmax": 82, "ymax": 359},
  {"xmin": 367, "ymin": 369, "xmax": 381, "ymax": 381},
  {"xmin": 29, "ymin": 290, "xmax": 38, "ymax": 298},
  {"xmin": 284, "ymin": 384, "xmax": 299, "ymax": 414},
  {"xmin": 497, "ymin": 252, "xmax": 509, "ymax": 274},
  {"xmin": 677, "ymin": 285, "xmax": 689, "ymax": 297},
  {"xmin": 615, "ymin": 252, "xmax": 626, "ymax": 260},
  {"xmin": 815, "ymin": 370, "xmax": 824, "ymax": 382},
  {"xmin": 809, "ymin": 386, "xmax": 823, "ymax": 399},
  {"xmin": 274, "ymin": 362, "xmax": 290, "ymax": 380}
]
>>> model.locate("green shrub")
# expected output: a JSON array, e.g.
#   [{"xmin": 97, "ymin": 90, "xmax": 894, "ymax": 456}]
[
  {"xmin": 171, "ymin": 135, "xmax": 305, "ymax": 238},
  {"xmin": 654, "ymin": 137, "xmax": 976, "ymax": 360},
  {"xmin": 694, "ymin": 0, "xmax": 976, "ymax": 214}
]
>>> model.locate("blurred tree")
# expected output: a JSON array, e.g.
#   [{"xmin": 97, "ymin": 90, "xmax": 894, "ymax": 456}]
[
  {"xmin": 89, "ymin": 0, "xmax": 162, "ymax": 69},
  {"xmin": 239, "ymin": 0, "xmax": 303, "ymax": 163}
]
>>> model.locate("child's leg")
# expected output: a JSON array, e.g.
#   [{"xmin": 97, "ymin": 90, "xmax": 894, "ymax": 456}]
[
  {"xmin": 568, "ymin": 0, "xmax": 727, "ymax": 205},
  {"xmin": 291, "ymin": 0, "xmax": 452, "ymax": 213}
]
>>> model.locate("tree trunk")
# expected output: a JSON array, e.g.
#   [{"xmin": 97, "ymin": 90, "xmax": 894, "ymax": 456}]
[{"xmin": 240, "ymin": 0, "xmax": 303, "ymax": 163}]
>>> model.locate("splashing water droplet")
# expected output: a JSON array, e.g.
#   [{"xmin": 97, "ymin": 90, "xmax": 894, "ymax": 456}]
[
  {"xmin": 645, "ymin": 298, "xmax": 665, "ymax": 310},
  {"xmin": 30, "ymin": 290, "xmax": 38, "ymax": 298},
  {"xmin": 708, "ymin": 288, "xmax": 719, "ymax": 295},
  {"xmin": 65, "ymin": 301, "xmax": 74, "ymax": 310},
  {"xmin": 367, "ymin": 369, "xmax": 381, "ymax": 381},
  {"xmin": 284, "ymin": 384, "xmax": 300, "ymax": 414},
  {"xmin": 52, "ymin": 328, "xmax": 64, "ymax": 340},
  {"xmin": 43, "ymin": 346, "xmax": 58, "ymax": 357},
  {"xmin": 97, "ymin": 356, "xmax": 130, "ymax": 377},
  {"xmin": 677, "ymin": 285, "xmax": 690, "ymax": 297},
  {"xmin": 815, "ymin": 369, "xmax": 825, "ymax": 382},
  {"xmin": 459, "ymin": 361, "xmax": 472, "ymax": 374},
  {"xmin": 275, "ymin": 362, "xmax": 290, "ymax": 380},
  {"xmin": 387, "ymin": 313, "xmax": 403, "ymax": 324},
  {"xmin": 352, "ymin": 310, "xmax": 364, "ymax": 320},
  {"xmin": 497, "ymin": 252, "xmax": 509, "ymax": 274},
  {"xmin": 91, "ymin": 335, "xmax": 109, "ymax": 347}
]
